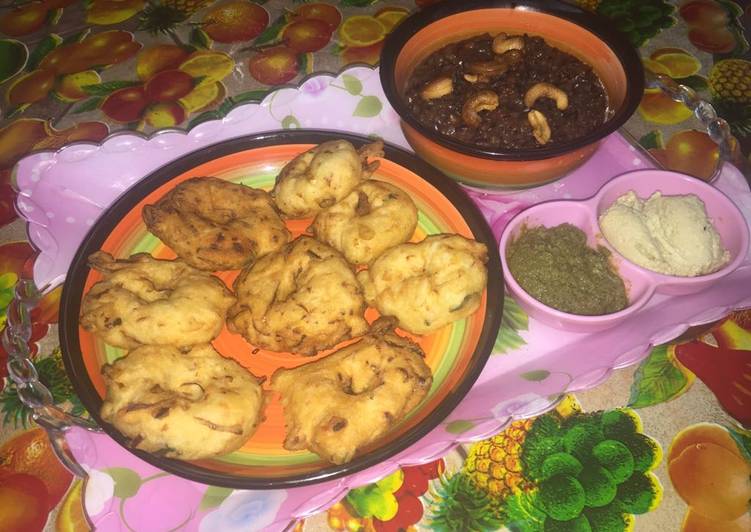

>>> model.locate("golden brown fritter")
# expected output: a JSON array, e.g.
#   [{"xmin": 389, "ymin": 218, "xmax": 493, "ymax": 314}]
[
  {"xmin": 80, "ymin": 251, "xmax": 235, "ymax": 349},
  {"xmin": 271, "ymin": 318, "xmax": 432, "ymax": 464},
  {"xmin": 357, "ymin": 234, "xmax": 488, "ymax": 334},
  {"xmin": 227, "ymin": 236, "xmax": 368, "ymax": 355},
  {"xmin": 100, "ymin": 343, "xmax": 264, "ymax": 460},
  {"xmin": 272, "ymin": 139, "xmax": 384, "ymax": 219},
  {"xmin": 312, "ymin": 180, "xmax": 418, "ymax": 265},
  {"xmin": 142, "ymin": 176, "xmax": 290, "ymax": 271}
]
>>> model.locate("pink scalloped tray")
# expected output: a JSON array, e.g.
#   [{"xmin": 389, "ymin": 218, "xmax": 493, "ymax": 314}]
[{"xmin": 13, "ymin": 66, "xmax": 751, "ymax": 531}]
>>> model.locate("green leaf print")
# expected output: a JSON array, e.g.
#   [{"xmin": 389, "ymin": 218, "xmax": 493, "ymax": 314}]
[
  {"xmin": 445, "ymin": 419, "xmax": 475, "ymax": 434},
  {"xmin": 81, "ymin": 80, "xmax": 142, "ymax": 97},
  {"xmin": 106, "ymin": 467, "xmax": 143, "ymax": 499},
  {"xmin": 27, "ymin": 34, "xmax": 62, "ymax": 71},
  {"xmin": 254, "ymin": 14, "xmax": 287, "ymax": 46},
  {"xmin": 72, "ymin": 97, "xmax": 103, "ymax": 114},
  {"xmin": 638, "ymin": 130, "xmax": 664, "ymax": 151},
  {"xmin": 494, "ymin": 295, "xmax": 528, "ymax": 354},
  {"xmin": 341, "ymin": 74, "xmax": 363, "ymax": 95},
  {"xmin": 353, "ymin": 95, "xmax": 382, "ymax": 117},
  {"xmin": 199, "ymin": 486, "xmax": 233, "ymax": 511},
  {"xmin": 628, "ymin": 345, "xmax": 690, "ymax": 408},
  {"xmin": 190, "ymin": 28, "xmax": 213, "ymax": 50},
  {"xmin": 521, "ymin": 370, "xmax": 550, "ymax": 382}
]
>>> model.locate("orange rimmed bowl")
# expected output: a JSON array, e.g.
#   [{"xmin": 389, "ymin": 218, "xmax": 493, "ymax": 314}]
[
  {"xmin": 379, "ymin": 0, "xmax": 644, "ymax": 189},
  {"xmin": 58, "ymin": 130, "xmax": 502, "ymax": 489}
]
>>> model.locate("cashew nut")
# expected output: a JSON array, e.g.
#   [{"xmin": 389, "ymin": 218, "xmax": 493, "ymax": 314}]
[
  {"xmin": 466, "ymin": 60, "xmax": 510, "ymax": 76},
  {"xmin": 464, "ymin": 73, "xmax": 480, "ymax": 83},
  {"xmin": 462, "ymin": 90, "xmax": 499, "ymax": 127},
  {"xmin": 527, "ymin": 110, "xmax": 551, "ymax": 145},
  {"xmin": 420, "ymin": 76, "xmax": 453, "ymax": 100},
  {"xmin": 492, "ymin": 33, "xmax": 525, "ymax": 55},
  {"xmin": 524, "ymin": 82, "xmax": 569, "ymax": 110}
]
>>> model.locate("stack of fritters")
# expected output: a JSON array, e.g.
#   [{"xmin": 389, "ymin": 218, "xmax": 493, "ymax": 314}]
[{"xmin": 80, "ymin": 138, "xmax": 489, "ymax": 465}]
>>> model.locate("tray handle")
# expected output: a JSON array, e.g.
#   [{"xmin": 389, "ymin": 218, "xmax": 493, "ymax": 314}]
[
  {"xmin": 645, "ymin": 72, "xmax": 750, "ymax": 181},
  {"xmin": 3, "ymin": 276, "xmax": 98, "ymax": 475}
]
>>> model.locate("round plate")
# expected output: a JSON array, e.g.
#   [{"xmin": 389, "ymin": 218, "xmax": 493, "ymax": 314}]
[{"xmin": 58, "ymin": 130, "xmax": 503, "ymax": 489}]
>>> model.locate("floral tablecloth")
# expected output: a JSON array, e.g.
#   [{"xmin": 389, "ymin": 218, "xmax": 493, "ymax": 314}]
[{"xmin": 1, "ymin": 1, "xmax": 750, "ymax": 531}]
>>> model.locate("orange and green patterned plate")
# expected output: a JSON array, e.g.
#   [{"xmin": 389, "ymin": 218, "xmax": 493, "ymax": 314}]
[{"xmin": 59, "ymin": 130, "xmax": 502, "ymax": 488}]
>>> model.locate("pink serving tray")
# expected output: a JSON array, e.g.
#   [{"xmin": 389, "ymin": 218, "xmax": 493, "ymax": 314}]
[{"xmin": 14, "ymin": 66, "xmax": 751, "ymax": 531}]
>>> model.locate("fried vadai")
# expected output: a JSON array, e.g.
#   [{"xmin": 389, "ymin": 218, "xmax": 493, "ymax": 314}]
[
  {"xmin": 271, "ymin": 318, "xmax": 432, "ymax": 464},
  {"xmin": 312, "ymin": 179, "xmax": 418, "ymax": 265},
  {"xmin": 142, "ymin": 176, "xmax": 290, "ymax": 271},
  {"xmin": 357, "ymin": 234, "xmax": 488, "ymax": 335},
  {"xmin": 100, "ymin": 343, "xmax": 264, "ymax": 460},
  {"xmin": 227, "ymin": 236, "xmax": 368, "ymax": 355},
  {"xmin": 80, "ymin": 251, "xmax": 235, "ymax": 349},
  {"xmin": 272, "ymin": 139, "xmax": 384, "ymax": 219}
]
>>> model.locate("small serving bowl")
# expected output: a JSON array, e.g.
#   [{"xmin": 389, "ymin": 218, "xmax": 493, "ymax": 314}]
[
  {"xmin": 379, "ymin": 0, "xmax": 644, "ymax": 189},
  {"xmin": 499, "ymin": 169, "xmax": 749, "ymax": 332}
]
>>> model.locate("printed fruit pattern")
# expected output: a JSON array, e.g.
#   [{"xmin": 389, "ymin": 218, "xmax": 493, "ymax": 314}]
[
  {"xmin": 465, "ymin": 419, "xmax": 535, "ymax": 502},
  {"xmin": 575, "ymin": 0, "xmax": 674, "ymax": 46},
  {"xmin": 0, "ymin": 471, "xmax": 49, "ymax": 531},
  {"xmin": 337, "ymin": 7, "xmax": 409, "ymax": 67},
  {"xmin": 639, "ymin": 48, "xmax": 698, "ymax": 126},
  {"xmin": 679, "ymin": 0, "xmax": 748, "ymax": 54},
  {"xmin": 674, "ymin": 313, "xmax": 751, "ymax": 426},
  {"xmin": 667, "ymin": 423, "xmax": 751, "ymax": 531},
  {"xmin": 85, "ymin": 49, "xmax": 233, "ymax": 127},
  {"xmin": 326, "ymin": 502, "xmax": 371, "ymax": 531},
  {"xmin": 55, "ymin": 479, "xmax": 90, "ymax": 532},
  {"xmin": 4, "ymin": 30, "xmax": 141, "ymax": 113},
  {"xmin": 0, "ymin": 119, "xmax": 108, "ymax": 227},
  {"xmin": 0, "ymin": 0, "xmax": 76, "ymax": 37},
  {"xmin": 340, "ymin": 460, "xmax": 443, "ymax": 531},
  {"xmin": 427, "ymin": 406, "xmax": 662, "ymax": 531},
  {"xmin": 86, "ymin": 0, "xmax": 146, "ymax": 25},
  {"xmin": 709, "ymin": 59, "xmax": 751, "ymax": 138},
  {"xmin": 644, "ymin": 129, "xmax": 720, "ymax": 181},
  {"xmin": 0, "ymin": 427, "xmax": 74, "ymax": 531},
  {"xmin": 245, "ymin": 3, "xmax": 340, "ymax": 85},
  {"xmin": 139, "ymin": 0, "xmax": 213, "ymax": 35},
  {"xmin": 202, "ymin": 0, "xmax": 269, "ymax": 43},
  {"xmin": 426, "ymin": 397, "xmax": 577, "ymax": 529}
]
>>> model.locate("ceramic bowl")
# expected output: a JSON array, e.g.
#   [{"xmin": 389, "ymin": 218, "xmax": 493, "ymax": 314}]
[
  {"xmin": 379, "ymin": 0, "xmax": 644, "ymax": 189},
  {"xmin": 499, "ymin": 169, "xmax": 749, "ymax": 332}
]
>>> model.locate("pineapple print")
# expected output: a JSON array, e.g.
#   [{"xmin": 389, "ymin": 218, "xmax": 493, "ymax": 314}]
[
  {"xmin": 709, "ymin": 59, "xmax": 751, "ymax": 137},
  {"xmin": 464, "ymin": 419, "xmax": 535, "ymax": 502},
  {"xmin": 710, "ymin": 59, "xmax": 751, "ymax": 104},
  {"xmin": 426, "ymin": 397, "xmax": 581, "ymax": 530},
  {"xmin": 140, "ymin": 0, "xmax": 213, "ymax": 34},
  {"xmin": 464, "ymin": 395, "xmax": 580, "ymax": 503},
  {"xmin": 164, "ymin": 0, "xmax": 213, "ymax": 11}
]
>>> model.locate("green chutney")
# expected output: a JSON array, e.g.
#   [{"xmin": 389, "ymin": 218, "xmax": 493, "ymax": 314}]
[{"xmin": 506, "ymin": 223, "xmax": 628, "ymax": 315}]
